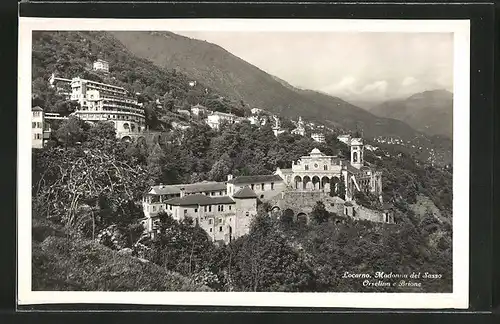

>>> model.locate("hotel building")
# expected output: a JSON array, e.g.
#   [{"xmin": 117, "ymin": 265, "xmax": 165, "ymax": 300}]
[{"xmin": 49, "ymin": 73, "xmax": 147, "ymax": 141}]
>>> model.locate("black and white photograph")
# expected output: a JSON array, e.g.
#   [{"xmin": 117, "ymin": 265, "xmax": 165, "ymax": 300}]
[{"xmin": 18, "ymin": 18, "xmax": 470, "ymax": 308}]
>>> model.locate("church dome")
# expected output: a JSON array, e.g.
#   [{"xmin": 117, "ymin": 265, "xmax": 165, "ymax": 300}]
[{"xmin": 310, "ymin": 148, "xmax": 323, "ymax": 155}]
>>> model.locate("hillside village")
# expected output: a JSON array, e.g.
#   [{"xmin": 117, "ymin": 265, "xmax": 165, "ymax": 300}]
[
  {"xmin": 34, "ymin": 59, "xmax": 397, "ymax": 245},
  {"xmin": 31, "ymin": 31, "xmax": 453, "ymax": 293}
]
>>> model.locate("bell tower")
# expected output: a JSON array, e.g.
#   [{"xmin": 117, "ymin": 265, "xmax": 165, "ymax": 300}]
[{"xmin": 350, "ymin": 138, "xmax": 364, "ymax": 169}]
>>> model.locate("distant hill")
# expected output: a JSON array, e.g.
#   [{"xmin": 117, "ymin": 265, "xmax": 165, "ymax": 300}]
[
  {"xmin": 110, "ymin": 31, "xmax": 423, "ymax": 141},
  {"xmin": 369, "ymin": 90, "xmax": 453, "ymax": 138}
]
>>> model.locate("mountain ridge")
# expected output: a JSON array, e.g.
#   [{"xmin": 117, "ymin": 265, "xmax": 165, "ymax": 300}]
[
  {"xmin": 369, "ymin": 89, "xmax": 453, "ymax": 138},
  {"xmin": 110, "ymin": 30, "xmax": 427, "ymax": 141}
]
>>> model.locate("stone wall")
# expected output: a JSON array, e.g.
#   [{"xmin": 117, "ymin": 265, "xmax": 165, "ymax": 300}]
[
  {"xmin": 352, "ymin": 203, "xmax": 394, "ymax": 224},
  {"xmin": 268, "ymin": 190, "xmax": 394, "ymax": 225},
  {"xmin": 269, "ymin": 191, "xmax": 345, "ymax": 220}
]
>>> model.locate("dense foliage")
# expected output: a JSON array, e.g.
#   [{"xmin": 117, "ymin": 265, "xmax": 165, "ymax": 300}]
[{"xmin": 32, "ymin": 217, "xmax": 210, "ymax": 291}]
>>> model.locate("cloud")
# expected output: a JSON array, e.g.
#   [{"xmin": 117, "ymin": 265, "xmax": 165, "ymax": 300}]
[
  {"xmin": 322, "ymin": 78, "xmax": 389, "ymax": 101},
  {"xmin": 320, "ymin": 76, "xmax": 358, "ymax": 95},
  {"xmin": 361, "ymin": 80, "xmax": 388, "ymax": 94},
  {"xmin": 401, "ymin": 76, "xmax": 417, "ymax": 87}
]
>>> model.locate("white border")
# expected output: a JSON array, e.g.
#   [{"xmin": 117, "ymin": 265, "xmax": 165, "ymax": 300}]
[{"xmin": 18, "ymin": 18, "xmax": 470, "ymax": 309}]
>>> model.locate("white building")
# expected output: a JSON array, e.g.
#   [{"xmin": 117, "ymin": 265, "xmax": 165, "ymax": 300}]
[
  {"xmin": 365, "ymin": 144, "xmax": 378, "ymax": 152},
  {"xmin": 251, "ymin": 108, "xmax": 263, "ymax": 115},
  {"xmin": 337, "ymin": 134, "xmax": 352, "ymax": 145},
  {"xmin": 68, "ymin": 77, "xmax": 146, "ymax": 141},
  {"xmin": 141, "ymin": 175, "xmax": 285, "ymax": 244},
  {"xmin": 191, "ymin": 104, "xmax": 210, "ymax": 117},
  {"xmin": 206, "ymin": 111, "xmax": 243, "ymax": 130},
  {"xmin": 48, "ymin": 74, "xmax": 72, "ymax": 100},
  {"xmin": 272, "ymin": 116, "xmax": 286, "ymax": 137},
  {"xmin": 171, "ymin": 121, "xmax": 190, "ymax": 131},
  {"xmin": 246, "ymin": 116, "xmax": 260, "ymax": 125},
  {"xmin": 291, "ymin": 116, "xmax": 306, "ymax": 136},
  {"xmin": 311, "ymin": 133, "xmax": 325, "ymax": 143},
  {"xmin": 31, "ymin": 106, "xmax": 45, "ymax": 149},
  {"xmin": 31, "ymin": 107, "xmax": 61, "ymax": 148},
  {"xmin": 92, "ymin": 59, "xmax": 109, "ymax": 73}
]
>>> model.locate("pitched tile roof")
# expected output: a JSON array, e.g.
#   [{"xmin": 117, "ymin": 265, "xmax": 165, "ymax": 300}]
[
  {"xmin": 228, "ymin": 174, "xmax": 283, "ymax": 185},
  {"xmin": 232, "ymin": 186, "xmax": 258, "ymax": 199},
  {"xmin": 165, "ymin": 194, "xmax": 235, "ymax": 206},
  {"xmin": 210, "ymin": 196, "xmax": 236, "ymax": 204},
  {"xmin": 149, "ymin": 181, "xmax": 226, "ymax": 195}
]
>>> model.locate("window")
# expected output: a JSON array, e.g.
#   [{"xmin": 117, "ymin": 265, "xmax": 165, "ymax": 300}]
[
  {"xmin": 152, "ymin": 206, "xmax": 156, "ymax": 212},
  {"xmin": 32, "ymin": 122, "xmax": 36, "ymax": 128},
  {"xmin": 169, "ymin": 205, "xmax": 172, "ymax": 210},
  {"xmin": 220, "ymin": 191, "xmax": 223, "ymax": 195},
  {"xmin": 204, "ymin": 206, "xmax": 207, "ymax": 212},
  {"xmin": 260, "ymin": 195, "xmax": 264, "ymax": 199},
  {"xmin": 261, "ymin": 183, "xmax": 265, "ymax": 190},
  {"xmin": 211, "ymin": 192, "xmax": 215, "ymax": 196},
  {"xmin": 209, "ymin": 205, "xmax": 212, "ymax": 212},
  {"xmin": 229, "ymin": 206, "xmax": 232, "ymax": 211},
  {"xmin": 245, "ymin": 212, "xmax": 249, "ymax": 217},
  {"xmin": 271, "ymin": 182, "xmax": 274, "ymax": 190},
  {"xmin": 194, "ymin": 208, "xmax": 198, "ymax": 213},
  {"xmin": 219, "ymin": 226, "xmax": 223, "ymax": 232},
  {"xmin": 184, "ymin": 210, "xmax": 187, "ymax": 215},
  {"xmin": 324, "ymin": 165, "xmax": 328, "ymax": 170},
  {"xmin": 305, "ymin": 165, "xmax": 309, "ymax": 170},
  {"xmin": 251, "ymin": 184, "xmax": 255, "ymax": 190},
  {"xmin": 209, "ymin": 219, "xmax": 213, "ymax": 225},
  {"xmin": 209, "ymin": 228, "xmax": 213, "ymax": 232},
  {"xmin": 219, "ymin": 218, "xmax": 223, "ymax": 224}
]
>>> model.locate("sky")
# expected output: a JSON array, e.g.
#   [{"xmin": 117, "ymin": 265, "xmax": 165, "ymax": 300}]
[{"xmin": 177, "ymin": 31, "xmax": 453, "ymax": 103}]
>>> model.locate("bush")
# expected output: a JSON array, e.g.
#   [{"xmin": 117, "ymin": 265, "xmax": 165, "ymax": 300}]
[{"xmin": 33, "ymin": 234, "xmax": 211, "ymax": 291}]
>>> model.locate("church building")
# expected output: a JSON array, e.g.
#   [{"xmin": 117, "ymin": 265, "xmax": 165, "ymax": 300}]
[
  {"xmin": 140, "ymin": 137, "xmax": 384, "ymax": 244},
  {"xmin": 274, "ymin": 138, "xmax": 383, "ymax": 202}
]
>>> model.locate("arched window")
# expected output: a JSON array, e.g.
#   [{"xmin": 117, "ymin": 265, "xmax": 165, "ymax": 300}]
[
  {"xmin": 353, "ymin": 151, "xmax": 358, "ymax": 162},
  {"xmin": 123, "ymin": 123, "xmax": 130, "ymax": 130}
]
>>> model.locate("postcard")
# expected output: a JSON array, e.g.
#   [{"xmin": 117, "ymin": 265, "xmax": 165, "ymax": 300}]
[{"xmin": 18, "ymin": 17, "xmax": 470, "ymax": 309}]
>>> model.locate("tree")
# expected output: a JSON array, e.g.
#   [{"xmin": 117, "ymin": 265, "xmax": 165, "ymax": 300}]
[
  {"xmin": 32, "ymin": 133, "xmax": 149, "ymax": 240},
  {"xmin": 311, "ymin": 201, "xmax": 329, "ymax": 224},
  {"xmin": 147, "ymin": 212, "xmax": 216, "ymax": 279},
  {"xmin": 337, "ymin": 175, "xmax": 346, "ymax": 200},
  {"xmin": 208, "ymin": 153, "xmax": 233, "ymax": 182},
  {"xmin": 54, "ymin": 116, "xmax": 90, "ymax": 146},
  {"xmin": 230, "ymin": 214, "xmax": 316, "ymax": 292},
  {"xmin": 280, "ymin": 209, "xmax": 295, "ymax": 226}
]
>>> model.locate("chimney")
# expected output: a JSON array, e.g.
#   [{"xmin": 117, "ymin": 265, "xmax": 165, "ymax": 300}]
[
  {"xmin": 227, "ymin": 174, "xmax": 233, "ymax": 181},
  {"xmin": 180, "ymin": 188, "xmax": 185, "ymax": 198}
]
